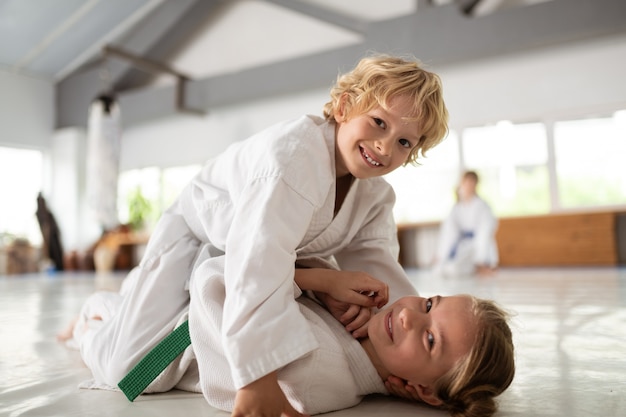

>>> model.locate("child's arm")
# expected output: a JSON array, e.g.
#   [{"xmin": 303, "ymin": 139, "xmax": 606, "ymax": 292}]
[
  {"xmin": 294, "ymin": 268, "xmax": 388, "ymax": 308},
  {"xmin": 232, "ymin": 371, "xmax": 309, "ymax": 417},
  {"xmin": 294, "ymin": 268, "xmax": 388, "ymax": 338}
]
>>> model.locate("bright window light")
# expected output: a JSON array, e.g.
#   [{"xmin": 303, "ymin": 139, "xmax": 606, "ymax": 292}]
[
  {"xmin": 554, "ymin": 114, "xmax": 626, "ymax": 208},
  {"xmin": 385, "ymin": 130, "xmax": 461, "ymax": 223},
  {"xmin": 0, "ymin": 147, "xmax": 44, "ymax": 245},
  {"xmin": 462, "ymin": 122, "xmax": 550, "ymax": 216}
]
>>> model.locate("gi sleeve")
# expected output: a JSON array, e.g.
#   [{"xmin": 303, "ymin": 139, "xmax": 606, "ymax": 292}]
[{"xmin": 222, "ymin": 176, "xmax": 320, "ymax": 389}]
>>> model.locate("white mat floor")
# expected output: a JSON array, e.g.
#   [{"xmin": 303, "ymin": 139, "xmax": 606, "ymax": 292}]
[{"xmin": 1, "ymin": 266, "xmax": 624, "ymax": 417}]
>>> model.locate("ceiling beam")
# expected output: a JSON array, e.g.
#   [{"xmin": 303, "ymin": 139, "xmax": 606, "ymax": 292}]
[
  {"xmin": 263, "ymin": 0, "xmax": 368, "ymax": 34},
  {"xmin": 56, "ymin": 0, "xmax": 212, "ymax": 127},
  {"xmin": 103, "ymin": 45, "xmax": 204, "ymax": 115},
  {"xmin": 54, "ymin": 0, "xmax": 169, "ymax": 81},
  {"xmin": 113, "ymin": 0, "xmax": 225, "ymax": 91},
  {"xmin": 57, "ymin": 0, "xmax": 626, "ymax": 128}
]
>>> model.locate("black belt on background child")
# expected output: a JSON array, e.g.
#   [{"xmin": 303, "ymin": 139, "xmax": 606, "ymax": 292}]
[{"xmin": 117, "ymin": 320, "xmax": 191, "ymax": 402}]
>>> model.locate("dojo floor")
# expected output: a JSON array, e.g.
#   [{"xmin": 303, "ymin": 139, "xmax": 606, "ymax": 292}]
[{"xmin": 1, "ymin": 267, "xmax": 624, "ymax": 417}]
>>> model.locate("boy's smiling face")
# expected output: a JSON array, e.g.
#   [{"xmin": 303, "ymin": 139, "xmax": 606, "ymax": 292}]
[
  {"xmin": 334, "ymin": 94, "xmax": 421, "ymax": 179},
  {"xmin": 367, "ymin": 295, "xmax": 477, "ymax": 400}
]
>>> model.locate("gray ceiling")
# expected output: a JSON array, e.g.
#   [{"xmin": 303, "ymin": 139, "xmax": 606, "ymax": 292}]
[
  {"xmin": 1, "ymin": 0, "xmax": 569, "ymax": 83},
  {"xmin": 0, "ymin": 0, "xmax": 160, "ymax": 80},
  {"xmin": 1, "ymin": 0, "xmax": 625, "ymax": 128}
]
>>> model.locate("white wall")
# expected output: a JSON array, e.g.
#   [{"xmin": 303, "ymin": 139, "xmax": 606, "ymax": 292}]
[
  {"xmin": 119, "ymin": 89, "xmax": 329, "ymax": 169},
  {"xmin": 119, "ymin": 33, "xmax": 626, "ymax": 170},
  {"xmin": 438, "ymin": 33, "xmax": 626, "ymax": 128},
  {"xmin": 0, "ymin": 71, "xmax": 54, "ymax": 149}
]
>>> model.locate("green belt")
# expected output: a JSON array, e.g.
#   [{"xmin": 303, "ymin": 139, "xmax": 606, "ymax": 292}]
[{"xmin": 117, "ymin": 320, "xmax": 191, "ymax": 402}]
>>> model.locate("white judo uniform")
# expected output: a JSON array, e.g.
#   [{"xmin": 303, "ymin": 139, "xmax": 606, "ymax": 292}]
[
  {"xmin": 434, "ymin": 195, "xmax": 499, "ymax": 275},
  {"xmin": 78, "ymin": 115, "xmax": 416, "ymax": 413},
  {"xmin": 74, "ymin": 260, "xmax": 387, "ymax": 414}
]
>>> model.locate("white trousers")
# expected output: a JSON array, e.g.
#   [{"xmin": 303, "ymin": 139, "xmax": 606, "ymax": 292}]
[{"xmin": 79, "ymin": 214, "xmax": 200, "ymax": 393}]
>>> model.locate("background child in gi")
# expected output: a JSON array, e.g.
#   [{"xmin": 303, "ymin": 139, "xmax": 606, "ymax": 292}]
[
  {"xmin": 434, "ymin": 170, "xmax": 499, "ymax": 277},
  {"xmin": 76, "ymin": 53, "xmax": 450, "ymax": 417}
]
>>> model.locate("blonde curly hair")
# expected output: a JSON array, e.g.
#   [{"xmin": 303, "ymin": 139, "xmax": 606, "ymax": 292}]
[{"xmin": 322, "ymin": 54, "xmax": 449, "ymax": 165}]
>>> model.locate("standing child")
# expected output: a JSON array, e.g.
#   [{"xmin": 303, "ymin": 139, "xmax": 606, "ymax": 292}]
[{"xmin": 78, "ymin": 53, "xmax": 449, "ymax": 417}]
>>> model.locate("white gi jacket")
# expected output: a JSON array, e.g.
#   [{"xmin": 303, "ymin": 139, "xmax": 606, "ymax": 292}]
[
  {"xmin": 74, "ymin": 260, "xmax": 388, "ymax": 415},
  {"xmin": 80, "ymin": 114, "xmax": 416, "ymax": 401},
  {"xmin": 188, "ymin": 256, "xmax": 387, "ymax": 414}
]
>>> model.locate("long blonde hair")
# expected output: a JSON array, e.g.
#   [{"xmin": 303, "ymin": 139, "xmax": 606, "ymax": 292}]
[
  {"xmin": 322, "ymin": 54, "xmax": 449, "ymax": 165},
  {"xmin": 434, "ymin": 296, "xmax": 515, "ymax": 417}
]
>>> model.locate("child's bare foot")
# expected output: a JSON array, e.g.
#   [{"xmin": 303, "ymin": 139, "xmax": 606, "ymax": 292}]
[
  {"xmin": 57, "ymin": 317, "xmax": 78, "ymax": 342},
  {"xmin": 476, "ymin": 265, "xmax": 496, "ymax": 277},
  {"xmin": 57, "ymin": 315, "xmax": 102, "ymax": 342}
]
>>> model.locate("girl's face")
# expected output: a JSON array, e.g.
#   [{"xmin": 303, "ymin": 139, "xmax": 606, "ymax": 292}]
[
  {"xmin": 334, "ymin": 94, "xmax": 421, "ymax": 179},
  {"xmin": 458, "ymin": 176, "xmax": 477, "ymax": 201},
  {"xmin": 368, "ymin": 295, "xmax": 477, "ymax": 391}
]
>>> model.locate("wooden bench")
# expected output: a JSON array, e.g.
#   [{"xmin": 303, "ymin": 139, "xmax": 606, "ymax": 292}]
[
  {"xmin": 397, "ymin": 210, "xmax": 625, "ymax": 268},
  {"xmin": 496, "ymin": 212, "xmax": 619, "ymax": 266}
]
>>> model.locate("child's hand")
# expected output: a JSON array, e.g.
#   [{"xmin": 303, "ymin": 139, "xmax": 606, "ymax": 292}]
[
  {"xmin": 232, "ymin": 372, "xmax": 309, "ymax": 417},
  {"xmin": 323, "ymin": 270, "xmax": 389, "ymax": 309},
  {"xmin": 331, "ymin": 270, "xmax": 389, "ymax": 309},
  {"xmin": 314, "ymin": 292, "xmax": 372, "ymax": 338},
  {"xmin": 384, "ymin": 375, "xmax": 421, "ymax": 402},
  {"xmin": 294, "ymin": 268, "xmax": 388, "ymax": 338},
  {"xmin": 295, "ymin": 268, "xmax": 389, "ymax": 309}
]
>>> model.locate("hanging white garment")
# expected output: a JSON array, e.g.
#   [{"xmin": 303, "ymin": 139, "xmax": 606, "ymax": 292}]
[{"xmin": 86, "ymin": 95, "xmax": 121, "ymax": 231}]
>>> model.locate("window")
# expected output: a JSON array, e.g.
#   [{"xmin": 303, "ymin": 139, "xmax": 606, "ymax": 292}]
[
  {"xmin": 118, "ymin": 167, "xmax": 161, "ymax": 229},
  {"xmin": 161, "ymin": 165, "xmax": 202, "ymax": 209},
  {"xmin": 462, "ymin": 121, "xmax": 550, "ymax": 217},
  {"xmin": 554, "ymin": 111, "xmax": 626, "ymax": 209},
  {"xmin": 385, "ymin": 130, "xmax": 460, "ymax": 223},
  {"xmin": 117, "ymin": 165, "xmax": 201, "ymax": 230},
  {"xmin": 114, "ymin": 111, "xmax": 626, "ymax": 232},
  {"xmin": 0, "ymin": 147, "xmax": 44, "ymax": 245}
]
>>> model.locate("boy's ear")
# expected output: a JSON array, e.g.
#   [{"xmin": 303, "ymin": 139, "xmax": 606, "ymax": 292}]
[
  {"xmin": 413, "ymin": 384, "xmax": 443, "ymax": 407},
  {"xmin": 334, "ymin": 93, "xmax": 349, "ymax": 122}
]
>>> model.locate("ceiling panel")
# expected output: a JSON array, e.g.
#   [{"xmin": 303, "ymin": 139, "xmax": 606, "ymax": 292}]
[
  {"xmin": 168, "ymin": 0, "xmax": 363, "ymax": 79},
  {"xmin": 299, "ymin": 0, "xmax": 417, "ymax": 22},
  {"xmin": 0, "ymin": 0, "xmax": 161, "ymax": 79},
  {"xmin": 27, "ymin": 0, "xmax": 154, "ymax": 75},
  {"xmin": 0, "ymin": 0, "xmax": 616, "ymax": 91},
  {"xmin": 0, "ymin": 0, "xmax": 87, "ymax": 64}
]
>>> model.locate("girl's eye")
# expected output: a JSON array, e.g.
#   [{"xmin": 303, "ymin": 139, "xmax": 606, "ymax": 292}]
[
  {"xmin": 427, "ymin": 332, "xmax": 435, "ymax": 349},
  {"xmin": 399, "ymin": 138, "xmax": 411, "ymax": 148},
  {"xmin": 373, "ymin": 117, "xmax": 386, "ymax": 128},
  {"xmin": 426, "ymin": 298, "xmax": 433, "ymax": 313}
]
